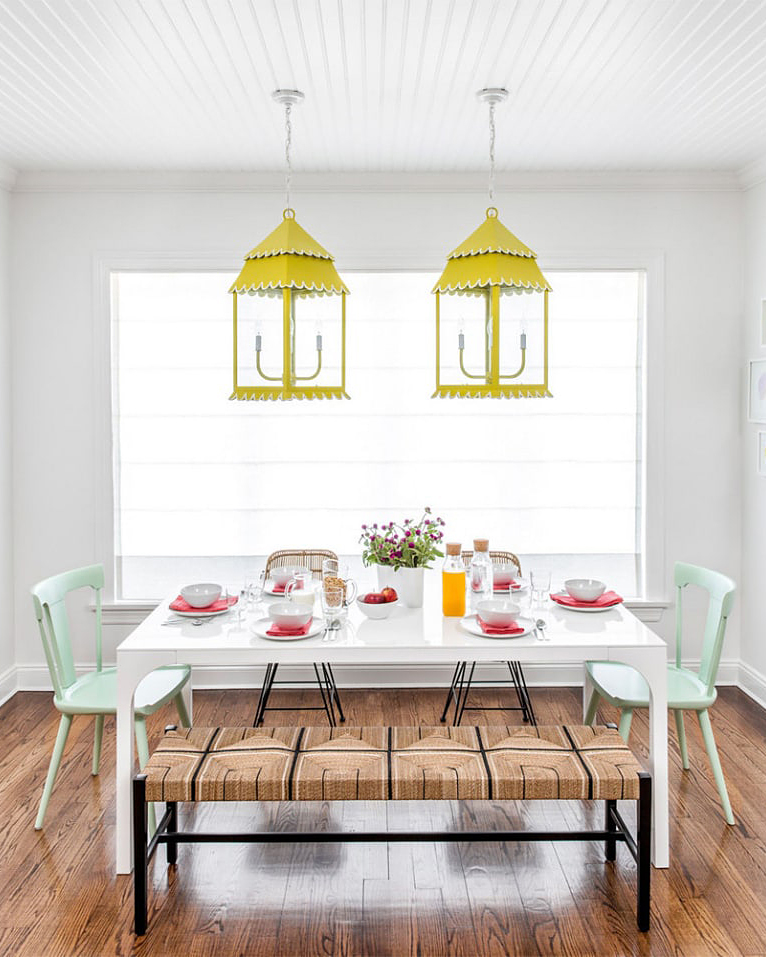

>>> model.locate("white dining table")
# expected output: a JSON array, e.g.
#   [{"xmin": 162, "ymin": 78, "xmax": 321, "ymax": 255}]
[{"xmin": 115, "ymin": 585, "xmax": 669, "ymax": 873}]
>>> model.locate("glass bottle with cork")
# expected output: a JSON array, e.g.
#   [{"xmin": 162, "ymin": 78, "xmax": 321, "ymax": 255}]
[
  {"xmin": 469, "ymin": 538, "xmax": 493, "ymax": 607},
  {"xmin": 442, "ymin": 543, "xmax": 466, "ymax": 617}
]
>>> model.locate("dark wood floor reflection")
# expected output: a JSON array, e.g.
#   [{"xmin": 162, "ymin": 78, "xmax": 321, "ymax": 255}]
[{"xmin": 2, "ymin": 685, "xmax": 765, "ymax": 956}]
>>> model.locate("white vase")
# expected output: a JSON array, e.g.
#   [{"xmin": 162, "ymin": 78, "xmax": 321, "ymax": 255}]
[{"xmin": 376, "ymin": 565, "xmax": 425, "ymax": 608}]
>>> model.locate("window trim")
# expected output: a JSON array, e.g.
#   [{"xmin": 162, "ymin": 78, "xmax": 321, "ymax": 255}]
[{"xmin": 94, "ymin": 247, "xmax": 665, "ymax": 605}]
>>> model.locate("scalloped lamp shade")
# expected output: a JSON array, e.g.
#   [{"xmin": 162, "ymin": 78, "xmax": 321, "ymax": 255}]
[
  {"xmin": 433, "ymin": 208, "xmax": 552, "ymax": 399},
  {"xmin": 230, "ymin": 209, "xmax": 349, "ymax": 401}
]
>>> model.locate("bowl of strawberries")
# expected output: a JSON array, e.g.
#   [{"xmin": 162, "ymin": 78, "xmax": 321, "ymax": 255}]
[{"xmin": 357, "ymin": 587, "xmax": 399, "ymax": 619}]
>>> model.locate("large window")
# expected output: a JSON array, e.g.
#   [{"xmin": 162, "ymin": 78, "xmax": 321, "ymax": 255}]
[{"xmin": 112, "ymin": 269, "xmax": 644, "ymax": 600}]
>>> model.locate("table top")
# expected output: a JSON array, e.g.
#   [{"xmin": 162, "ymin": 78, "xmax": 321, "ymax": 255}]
[{"xmin": 117, "ymin": 580, "xmax": 666, "ymax": 666}]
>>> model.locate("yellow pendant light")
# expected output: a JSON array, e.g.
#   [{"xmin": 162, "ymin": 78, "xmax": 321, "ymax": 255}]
[
  {"xmin": 229, "ymin": 90, "xmax": 350, "ymax": 401},
  {"xmin": 433, "ymin": 88, "xmax": 552, "ymax": 399}
]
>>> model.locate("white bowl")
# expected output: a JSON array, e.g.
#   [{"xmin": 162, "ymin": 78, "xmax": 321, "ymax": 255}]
[
  {"xmin": 492, "ymin": 563, "xmax": 518, "ymax": 589},
  {"xmin": 356, "ymin": 595, "xmax": 398, "ymax": 620},
  {"xmin": 270, "ymin": 565, "xmax": 310, "ymax": 586},
  {"xmin": 180, "ymin": 583, "xmax": 222, "ymax": 608},
  {"xmin": 564, "ymin": 579, "xmax": 606, "ymax": 603},
  {"xmin": 267, "ymin": 602, "xmax": 313, "ymax": 628},
  {"xmin": 476, "ymin": 599, "xmax": 521, "ymax": 628}
]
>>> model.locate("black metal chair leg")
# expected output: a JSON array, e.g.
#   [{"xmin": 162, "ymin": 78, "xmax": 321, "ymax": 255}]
[
  {"xmin": 506, "ymin": 661, "xmax": 529, "ymax": 722},
  {"xmin": 441, "ymin": 662, "xmax": 463, "ymax": 722},
  {"xmin": 455, "ymin": 661, "xmax": 477, "ymax": 726},
  {"xmin": 509, "ymin": 661, "xmax": 537, "ymax": 726},
  {"xmin": 451, "ymin": 661, "xmax": 468, "ymax": 725},
  {"xmin": 323, "ymin": 663, "xmax": 345, "ymax": 722},
  {"xmin": 253, "ymin": 662, "xmax": 277, "ymax": 727},
  {"xmin": 313, "ymin": 662, "xmax": 336, "ymax": 726},
  {"xmin": 514, "ymin": 662, "xmax": 537, "ymax": 726},
  {"xmin": 133, "ymin": 774, "xmax": 148, "ymax": 936}
]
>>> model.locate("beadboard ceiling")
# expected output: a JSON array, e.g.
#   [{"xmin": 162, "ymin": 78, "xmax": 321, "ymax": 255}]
[{"xmin": 1, "ymin": 0, "xmax": 766, "ymax": 175}]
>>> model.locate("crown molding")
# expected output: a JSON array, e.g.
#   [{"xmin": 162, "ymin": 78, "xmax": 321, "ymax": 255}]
[
  {"xmin": 738, "ymin": 156, "xmax": 766, "ymax": 190},
  {"xmin": 12, "ymin": 168, "xmax": 742, "ymax": 194},
  {"xmin": 0, "ymin": 162, "xmax": 17, "ymax": 191}
]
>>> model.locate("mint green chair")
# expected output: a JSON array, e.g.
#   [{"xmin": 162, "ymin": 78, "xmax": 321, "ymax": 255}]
[
  {"xmin": 584, "ymin": 562, "xmax": 736, "ymax": 825},
  {"xmin": 32, "ymin": 564, "xmax": 191, "ymax": 830}
]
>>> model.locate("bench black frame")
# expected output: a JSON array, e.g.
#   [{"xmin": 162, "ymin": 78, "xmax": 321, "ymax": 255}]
[{"xmin": 132, "ymin": 769, "xmax": 651, "ymax": 936}]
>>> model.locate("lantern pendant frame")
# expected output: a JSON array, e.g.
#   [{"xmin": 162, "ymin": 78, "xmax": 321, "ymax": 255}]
[
  {"xmin": 229, "ymin": 91, "xmax": 349, "ymax": 402},
  {"xmin": 432, "ymin": 90, "xmax": 552, "ymax": 400}
]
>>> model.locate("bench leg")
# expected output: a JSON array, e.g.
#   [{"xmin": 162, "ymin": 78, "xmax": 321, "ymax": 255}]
[
  {"xmin": 133, "ymin": 775, "xmax": 148, "ymax": 936},
  {"xmin": 167, "ymin": 801, "xmax": 178, "ymax": 865},
  {"xmin": 604, "ymin": 799, "xmax": 617, "ymax": 862},
  {"xmin": 637, "ymin": 771, "xmax": 652, "ymax": 931}
]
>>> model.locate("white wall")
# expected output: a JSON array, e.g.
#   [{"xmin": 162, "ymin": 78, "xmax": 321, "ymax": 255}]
[
  {"xmin": 741, "ymin": 181, "xmax": 766, "ymax": 706},
  {"xmin": 0, "ymin": 176, "xmax": 13, "ymax": 701},
  {"xmin": 8, "ymin": 178, "xmax": 743, "ymax": 683}
]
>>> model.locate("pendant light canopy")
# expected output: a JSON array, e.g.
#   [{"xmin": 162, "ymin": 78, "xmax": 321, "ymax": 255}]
[
  {"xmin": 229, "ymin": 90, "xmax": 350, "ymax": 401},
  {"xmin": 433, "ymin": 88, "xmax": 552, "ymax": 398}
]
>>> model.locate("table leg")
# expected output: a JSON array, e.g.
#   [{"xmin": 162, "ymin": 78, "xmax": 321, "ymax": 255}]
[
  {"xmin": 116, "ymin": 650, "xmax": 176, "ymax": 874},
  {"xmin": 582, "ymin": 667, "xmax": 595, "ymax": 721},
  {"xmin": 612, "ymin": 646, "xmax": 668, "ymax": 868},
  {"xmin": 180, "ymin": 678, "xmax": 193, "ymax": 725}
]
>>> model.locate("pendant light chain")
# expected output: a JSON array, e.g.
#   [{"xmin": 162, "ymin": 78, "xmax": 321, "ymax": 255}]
[
  {"xmin": 284, "ymin": 102, "xmax": 293, "ymax": 210},
  {"xmin": 488, "ymin": 100, "xmax": 496, "ymax": 205}
]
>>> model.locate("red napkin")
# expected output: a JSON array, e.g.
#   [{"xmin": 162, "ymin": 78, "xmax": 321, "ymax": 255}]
[
  {"xmin": 477, "ymin": 616, "xmax": 525, "ymax": 636},
  {"xmin": 266, "ymin": 618, "xmax": 313, "ymax": 637},
  {"xmin": 170, "ymin": 594, "xmax": 238, "ymax": 613},
  {"xmin": 270, "ymin": 582, "xmax": 287, "ymax": 594},
  {"xmin": 551, "ymin": 590, "xmax": 623, "ymax": 609},
  {"xmin": 494, "ymin": 580, "xmax": 520, "ymax": 591}
]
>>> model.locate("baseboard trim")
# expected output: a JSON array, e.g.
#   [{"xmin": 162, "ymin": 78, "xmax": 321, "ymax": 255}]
[
  {"xmin": 0, "ymin": 666, "xmax": 17, "ymax": 707},
  {"xmin": 737, "ymin": 661, "xmax": 766, "ymax": 711},
  {"xmin": 15, "ymin": 658, "xmax": 741, "ymax": 693}
]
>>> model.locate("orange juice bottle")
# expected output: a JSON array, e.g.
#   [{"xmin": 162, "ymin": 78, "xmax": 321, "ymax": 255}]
[{"xmin": 442, "ymin": 543, "xmax": 466, "ymax": 617}]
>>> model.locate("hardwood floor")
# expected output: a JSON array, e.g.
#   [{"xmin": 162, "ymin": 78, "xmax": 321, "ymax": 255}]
[{"xmin": 2, "ymin": 684, "xmax": 766, "ymax": 956}]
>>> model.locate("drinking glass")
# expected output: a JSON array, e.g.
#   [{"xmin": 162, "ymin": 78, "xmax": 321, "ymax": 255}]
[
  {"xmin": 321, "ymin": 582, "xmax": 345, "ymax": 626},
  {"xmin": 246, "ymin": 569, "xmax": 265, "ymax": 611},
  {"xmin": 530, "ymin": 569, "xmax": 552, "ymax": 605},
  {"xmin": 322, "ymin": 558, "xmax": 358, "ymax": 612}
]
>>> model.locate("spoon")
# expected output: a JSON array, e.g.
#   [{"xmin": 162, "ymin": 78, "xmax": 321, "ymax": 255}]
[{"xmin": 535, "ymin": 618, "xmax": 549, "ymax": 641}]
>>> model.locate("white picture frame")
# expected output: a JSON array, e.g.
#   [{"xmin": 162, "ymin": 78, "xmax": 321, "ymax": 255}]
[
  {"xmin": 759, "ymin": 432, "xmax": 766, "ymax": 476},
  {"xmin": 749, "ymin": 359, "xmax": 766, "ymax": 422}
]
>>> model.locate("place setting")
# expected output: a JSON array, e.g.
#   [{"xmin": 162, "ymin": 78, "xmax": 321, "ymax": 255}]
[
  {"xmin": 164, "ymin": 583, "xmax": 239, "ymax": 625},
  {"xmin": 263, "ymin": 565, "xmax": 312, "ymax": 596},
  {"xmin": 250, "ymin": 601, "xmax": 326, "ymax": 641},
  {"xmin": 550, "ymin": 578, "xmax": 624, "ymax": 613},
  {"xmin": 459, "ymin": 599, "xmax": 535, "ymax": 639},
  {"xmin": 491, "ymin": 563, "xmax": 528, "ymax": 596}
]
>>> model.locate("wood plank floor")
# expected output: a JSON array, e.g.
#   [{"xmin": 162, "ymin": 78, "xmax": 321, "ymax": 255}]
[{"xmin": 2, "ymin": 684, "xmax": 765, "ymax": 956}]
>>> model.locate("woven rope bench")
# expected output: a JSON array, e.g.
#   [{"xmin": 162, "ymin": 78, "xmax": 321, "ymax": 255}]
[{"xmin": 133, "ymin": 724, "xmax": 651, "ymax": 934}]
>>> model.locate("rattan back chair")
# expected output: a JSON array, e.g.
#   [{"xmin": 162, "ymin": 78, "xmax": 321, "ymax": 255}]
[
  {"xmin": 461, "ymin": 549, "xmax": 522, "ymax": 576},
  {"xmin": 254, "ymin": 549, "xmax": 344, "ymax": 728},
  {"xmin": 265, "ymin": 548, "xmax": 338, "ymax": 581},
  {"xmin": 442, "ymin": 548, "xmax": 536, "ymax": 727}
]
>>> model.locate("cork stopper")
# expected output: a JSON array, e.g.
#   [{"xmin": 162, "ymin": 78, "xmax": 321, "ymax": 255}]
[
  {"xmin": 446, "ymin": 542, "xmax": 461, "ymax": 556},
  {"xmin": 473, "ymin": 538, "xmax": 489, "ymax": 552}
]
